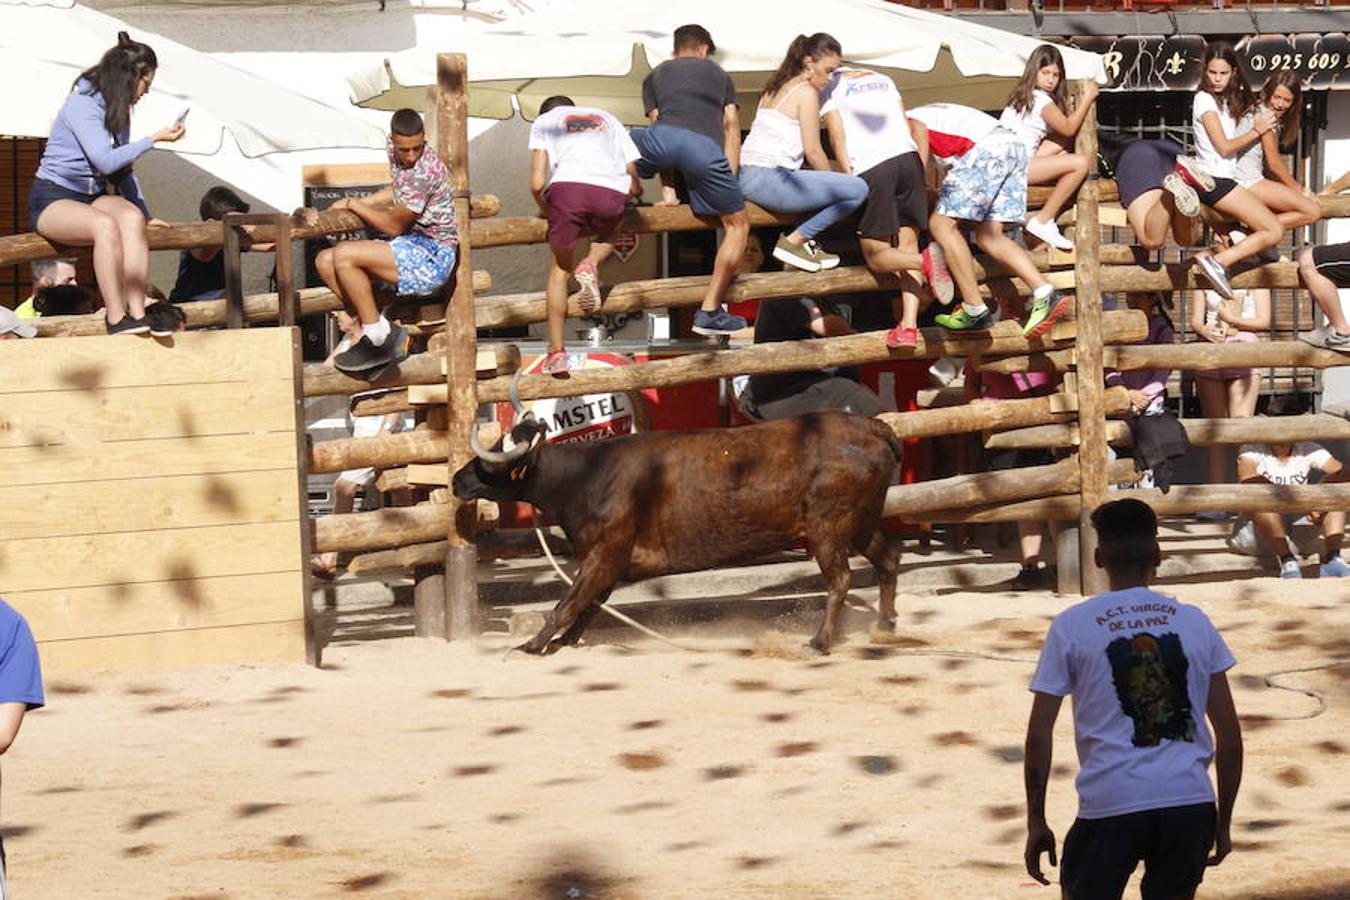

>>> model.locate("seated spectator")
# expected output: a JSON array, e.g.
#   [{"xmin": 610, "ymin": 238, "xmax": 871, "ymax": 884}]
[
  {"xmin": 1236, "ymin": 394, "xmax": 1349, "ymax": 579},
  {"xmin": 1114, "ymin": 140, "xmax": 1198, "ymax": 251},
  {"xmin": 16, "ymin": 258, "xmax": 78, "ymax": 318},
  {"xmin": 0, "ymin": 307, "xmax": 37, "ymax": 341},
  {"xmin": 169, "ymin": 186, "xmax": 252, "ymax": 302},
  {"xmin": 1107, "ymin": 292, "xmax": 1186, "ymax": 491},
  {"xmin": 739, "ymin": 293, "xmax": 884, "ymax": 420},
  {"xmin": 1296, "ymin": 236, "xmax": 1350, "ymax": 351},
  {"xmin": 967, "ymin": 359, "xmax": 1059, "ymax": 589},
  {"xmin": 726, "ymin": 231, "xmax": 772, "ymax": 343}
]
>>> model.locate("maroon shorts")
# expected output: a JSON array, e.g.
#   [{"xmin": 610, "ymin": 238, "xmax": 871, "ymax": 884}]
[{"xmin": 545, "ymin": 182, "xmax": 628, "ymax": 251}]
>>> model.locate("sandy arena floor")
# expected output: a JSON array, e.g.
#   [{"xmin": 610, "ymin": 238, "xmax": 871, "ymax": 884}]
[{"xmin": 7, "ymin": 552, "xmax": 1350, "ymax": 899}]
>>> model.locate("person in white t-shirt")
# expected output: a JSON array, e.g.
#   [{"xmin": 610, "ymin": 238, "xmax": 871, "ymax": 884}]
[
  {"xmin": 529, "ymin": 95, "xmax": 641, "ymax": 375},
  {"xmin": 820, "ymin": 66, "xmax": 933, "ymax": 349},
  {"xmin": 1179, "ymin": 42, "xmax": 1285, "ymax": 300},
  {"xmin": 1024, "ymin": 498, "xmax": 1243, "ymax": 900},
  {"xmin": 1236, "ymin": 394, "xmax": 1349, "ymax": 578},
  {"xmin": 997, "ymin": 44, "xmax": 1099, "ymax": 251}
]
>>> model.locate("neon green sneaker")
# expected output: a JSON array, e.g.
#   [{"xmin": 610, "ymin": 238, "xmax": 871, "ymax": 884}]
[
  {"xmin": 935, "ymin": 306, "xmax": 995, "ymax": 331},
  {"xmin": 1021, "ymin": 290, "xmax": 1072, "ymax": 338}
]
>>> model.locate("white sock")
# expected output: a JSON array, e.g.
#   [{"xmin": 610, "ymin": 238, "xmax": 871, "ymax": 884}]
[
  {"xmin": 362, "ymin": 316, "xmax": 391, "ymax": 346},
  {"xmin": 963, "ymin": 303, "xmax": 988, "ymax": 317},
  {"xmin": 1033, "ymin": 283, "xmax": 1054, "ymax": 301}
]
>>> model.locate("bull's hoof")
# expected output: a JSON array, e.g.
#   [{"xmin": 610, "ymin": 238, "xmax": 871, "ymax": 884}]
[
  {"xmin": 515, "ymin": 638, "xmax": 549, "ymax": 655},
  {"xmin": 804, "ymin": 639, "xmax": 831, "ymax": 656},
  {"xmin": 873, "ymin": 617, "xmax": 897, "ymax": 634}
]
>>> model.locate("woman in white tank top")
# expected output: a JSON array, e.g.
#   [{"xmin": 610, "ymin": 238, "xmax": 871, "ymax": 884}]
[{"xmin": 737, "ymin": 33, "xmax": 867, "ymax": 273}]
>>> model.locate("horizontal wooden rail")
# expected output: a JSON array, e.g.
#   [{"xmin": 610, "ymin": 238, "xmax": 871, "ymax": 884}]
[
  {"xmin": 301, "ymin": 342, "xmax": 517, "ymax": 398},
  {"xmin": 0, "ymin": 198, "xmax": 499, "ymax": 268},
  {"xmin": 985, "ymin": 413, "xmax": 1350, "ymax": 450},
  {"xmin": 981, "ymin": 340, "xmax": 1350, "ymax": 375},
  {"xmin": 880, "ymin": 456, "xmax": 1137, "ymax": 518}
]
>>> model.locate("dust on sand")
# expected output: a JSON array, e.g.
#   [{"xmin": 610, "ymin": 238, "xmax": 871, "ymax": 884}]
[{"xmin": 8, "ymin": 579, "xmax": 1348, "ymax": 898}]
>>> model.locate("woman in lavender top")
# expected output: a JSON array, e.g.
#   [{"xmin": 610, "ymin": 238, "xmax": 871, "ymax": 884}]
[{"xmin": 29, "ymin": 32, "xmax": 184, "ymax": 335}]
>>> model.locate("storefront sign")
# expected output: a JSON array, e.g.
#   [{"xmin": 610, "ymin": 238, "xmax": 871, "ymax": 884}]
[
  {"xmin": 506, "ymin": 352, "xmax": 640, "ymax": 444},
  {"xmin": 611, "ymin": 231, "xmax": 639, "ymax": 263},
  {"xmin": 1072, "ymin": 33, "xmax": 1350, "ymax": 91}
]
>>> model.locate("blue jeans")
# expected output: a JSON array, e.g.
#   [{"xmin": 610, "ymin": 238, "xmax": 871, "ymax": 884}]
[{"xmin": 738, "ymin": 166, "xmax": 868, "ymax": 239}]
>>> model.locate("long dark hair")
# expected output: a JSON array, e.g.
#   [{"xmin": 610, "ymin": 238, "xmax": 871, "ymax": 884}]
[
  {"xmin": 76, "ymin": 31, "xmax": 158, "ymax": 137},
  {"xmin": 1006, "ymin": 44, "xmax": 1069, "ymax": 116},
  {"xmin": 762, "ymin": 33, "xmax": 841, "ymax": 99},
  {"xmin": 1199, "ymin": 41, "xmax": 1255, "ymax": 120},
  {"xmin": 1259, "ymin": 70, "xmax": 1303, "ymax": 150}
]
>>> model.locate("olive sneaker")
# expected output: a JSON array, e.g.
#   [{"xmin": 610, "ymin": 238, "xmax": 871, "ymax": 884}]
[{"xmin": 772, "ymin": 236, "xmax": 839, "ymax": 272}]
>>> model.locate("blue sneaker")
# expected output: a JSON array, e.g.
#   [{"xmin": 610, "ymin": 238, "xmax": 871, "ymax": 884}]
[
  {"xmin": 1319, "ymin": 556, "xmax": 1350, "ymax": 578},
  {"xmin": 692, "ymin": 308, "xmax": 747, "ymax": 336},
  {"xmin": 1279, "ymin": 558, "xmax": 1303, "ymax": 579}
]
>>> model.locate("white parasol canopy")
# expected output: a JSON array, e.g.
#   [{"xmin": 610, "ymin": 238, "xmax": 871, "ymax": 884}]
[
  {"xmin": 347, "ymin": 0, "xmax": 1108, "ymax": 123},
  {"xmin": 0, "ymin": 0, "xmax": 387, "ymax": 157}
]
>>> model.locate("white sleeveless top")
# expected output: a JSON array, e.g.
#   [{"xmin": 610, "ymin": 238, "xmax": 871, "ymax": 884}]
[
  {"xmin": 1232, "ymin": 108, "xmax": 1266, "ymax": 187},
  {"xmin": 1204, "ymin": 289, "xmax": 1256, "ymax": 328},
  {"xmin": 741, "ymin": 82, "xmax": 809, "ymax": 170}
]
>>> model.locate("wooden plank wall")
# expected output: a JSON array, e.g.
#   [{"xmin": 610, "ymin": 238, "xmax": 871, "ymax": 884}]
[{"xmin": 0, "ymin": 329, "xmax": 310, "ymax": 673}]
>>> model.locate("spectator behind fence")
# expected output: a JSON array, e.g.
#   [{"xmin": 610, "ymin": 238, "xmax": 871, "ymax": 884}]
[
  {"xmin": 528, "ymin": 94, "xmax": 641, "ymax": 377},
  {"xmin": 0, "ymin": 307, "xmax": 37, "ymax": 341},
  {"xmin": 998, "ymin": 44, "xmax": 1099, "ymax": 252},
  {"xmin": 1107, "ymin": 292, "xmax": 1188, "ymax": 492},
  {"xmin": 1190, "ymin": 286, "xmax": 1270, "ymax": 517},
  {"xmin": 15, "ymin": 258, "xmax": 78, "ymax": 319},
  {"xmin": 303, "ymin": 108, "xmax": 459, "ymax": 376},
  {"xmin": 29, "ymin": 31, "xmax": 184, "ymax": 336},
  {"xmin": 738, "ymin": 292, "xmax": 884, "ymax": 421},
  {"xmin": 739, "ymin": 34, "xmax": 866, "ymax": 274},
  {"xmin": 169, "ymin": 186, "xmax": 272, "ymax": 303},
  {"xmin": 1296, "ymin": 233, "xmax": 1350, "ymax": 351},
  {"xmin": 630, "ymin": 24, "xmax": 749, "ymax": 336},
  {"xmin": 1235, "ymin": 394, "xmax": 1349, "ymax": 579},
  {"xmin": 1024, "ymin": 498, "xmax": 1242, "ymax": 899},
  {"xmin": 32, "ymin": 284, "xmax": 95, "ymax": 318},
  {"xmin": 0, "ymin": 594, "xmax": 43, "ymax": 899},
  {"xmin": 821, "ymin": 65, "xmax": 931, "ymax": 349}
]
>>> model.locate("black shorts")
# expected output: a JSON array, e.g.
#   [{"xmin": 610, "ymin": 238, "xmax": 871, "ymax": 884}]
[
  {"xmin": 1196, "ymin": 176, "xmax": 1237, "ymax": 208},
  {"xmin": 857, "ymin": 152, "xmax": 927, "ymax": 241},
  {"xmin": 1062, "ymin": 803, "xmax": 1216, "ymax": 900},
  {"xmin": 1311, "ymin": 241, "xmax": 1350, "ymax": 288}
]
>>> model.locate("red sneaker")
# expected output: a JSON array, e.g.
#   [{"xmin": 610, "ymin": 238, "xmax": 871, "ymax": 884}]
[
  {"xmin": 540, "ymin": 348, "xmax": 571, "ymax": 377},
  {"xmin": 922, "ymin": 243, "xmax": 954, "ymax": 306},
  {"xmin": 885, "ymin": 326, "xmax": 919, "ymax": 349},
  {"xmin": 574, "ymin": 259, "xmax": 601, "ymax": 314}
]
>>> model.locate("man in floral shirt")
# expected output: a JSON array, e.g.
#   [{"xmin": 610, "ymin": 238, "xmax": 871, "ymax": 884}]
[{"xmin": 306, "ymin": 108, "xmax": 460, "ymax": 374}]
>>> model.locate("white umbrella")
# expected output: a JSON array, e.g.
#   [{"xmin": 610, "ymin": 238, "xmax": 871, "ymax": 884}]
[
  {"xmin": 0, "ymin": 0, "xmax": 386, "ymax": 157},
  {"xmin": 347, "ymin": 0, "xmax": 1107, "ymax": 122}
]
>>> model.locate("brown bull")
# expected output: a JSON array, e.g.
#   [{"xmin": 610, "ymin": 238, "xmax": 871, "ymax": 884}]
[{"xmin": 453, "ymin": 410, "xmax": 902, "ymax": 654}]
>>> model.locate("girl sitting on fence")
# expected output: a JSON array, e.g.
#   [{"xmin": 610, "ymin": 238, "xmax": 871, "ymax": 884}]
[
  {"xmin": 997, "ymin": 44, "xmax": 1099, "ymax": 252},
  {"xmin": 29, "ymin": 32, "xmax": 184, "ymax": 336},
  {"xmin": 738, "ymin": 33, "xmax": 868, "ymax": 274},
  {"xmin": 1113, "ymin": 139, "xmax": 1199, "ymax": 250},
  {"xmin": 1179, "ymin": 41, "xmax": 1284, "ymax": 299},
  {"xmin": 1231, "ymin": 71, "xmax": 1320, "ymax": 232}
]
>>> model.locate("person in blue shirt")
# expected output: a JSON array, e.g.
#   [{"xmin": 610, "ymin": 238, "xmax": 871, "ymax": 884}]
[
  {"xmin": 28, "ymin": 31, "xmax": 184, "ymax": 336},
  {"xmin": 0, "ymin": 599, "xmax": 43, "ymax": 895}
]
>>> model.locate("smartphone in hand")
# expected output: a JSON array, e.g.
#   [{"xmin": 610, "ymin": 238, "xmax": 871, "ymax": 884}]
[{"xmin": 174, "ymin": 108, "xmax": 190, "ymax": 128}]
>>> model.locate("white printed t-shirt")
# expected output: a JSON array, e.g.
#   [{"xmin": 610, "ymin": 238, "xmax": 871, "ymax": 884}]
[
  {"xmin": 1030, "ymin": 586, "xmax": 1236, "ymax": 819},
  {"xmin": 820, "ymin": 67, "xmax": 916, "ymax": 176},
  {"xmin": 1237, "ymin": 442, "xmax": 1333, "ymax": 485},
  {"xmin": 998, "ymin": 89, "xmax": 1054, "ymax": 154},
  {"xmin": 1192, "ymin": 92, "xmax": 1239, "ymax": 180},
  {"xmin": 528, "ymin": 105, "xmax": 640, "ymax": 195},
  {"xmin": 907, "ymin": 103, "xmax": 1000, "ymax": 164}
]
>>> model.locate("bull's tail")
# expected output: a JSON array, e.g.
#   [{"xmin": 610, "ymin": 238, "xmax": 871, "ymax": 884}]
[{"xmin": 868, "ymin": 418, "xmax": 904, "ymax": 465}]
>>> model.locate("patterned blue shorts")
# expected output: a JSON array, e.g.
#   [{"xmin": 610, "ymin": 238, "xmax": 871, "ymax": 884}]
[
  {"xmin": 935, "ymin": 129, "xmax": 1028, "ymax": 224},
  {"xmin": 390, "ymin": 234, "xmax": 457, "ymax": 296}
]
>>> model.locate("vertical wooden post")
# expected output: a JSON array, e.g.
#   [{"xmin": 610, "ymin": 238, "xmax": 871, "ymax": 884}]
[
  {"xmin": 435, "ymin": 52, "xmax": 482, "ymax": 640},
  {"xmin": 1072, "ymin": 80, "xmax": 1108, "ymax": 595}
]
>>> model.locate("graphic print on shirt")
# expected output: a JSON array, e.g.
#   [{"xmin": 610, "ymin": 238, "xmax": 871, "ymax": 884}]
[
  {"xmin": 564, "ymin": 114, "xmax": 605, "ymax": 134},
  {"xmin": 1106, "ymin": 631, "xmax": 1196, "ymax": 748}
]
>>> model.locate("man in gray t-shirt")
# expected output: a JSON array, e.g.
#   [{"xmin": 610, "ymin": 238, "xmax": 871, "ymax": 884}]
[{"xmin": 631, "ymin": 24, "xmax": 749, "ymax": 337}]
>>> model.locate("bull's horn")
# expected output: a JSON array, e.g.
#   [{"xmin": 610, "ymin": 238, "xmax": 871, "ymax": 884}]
[
  {"xmin": 508, "ymin": 368, "xmax": 528, "ymax": 418},
  {"xmin": 469, "ymin": 422, "xmax": 532, "ymax": 465}
]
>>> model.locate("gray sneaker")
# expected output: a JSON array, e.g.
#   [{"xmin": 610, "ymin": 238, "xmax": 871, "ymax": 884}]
[
  {"xmin": 1299, "ymin": 328, "xmax": 1350, "ymax": 351},
  {"xmin": 1194, "ymin": 254, "xmax": 1233, "ymax": 299},
  {"xmin": 772, "ymin": 236, "xmax": 839, "ymax": 272}
]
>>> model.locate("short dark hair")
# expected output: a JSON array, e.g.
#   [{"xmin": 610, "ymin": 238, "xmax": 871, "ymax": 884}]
[
  {"xmin": 199, "ymin": 186, "xmax": 249, "ymax": 222},
  {"xmin": 539, "ymin": 95, "xmax": 575, "ymax": 115},
  {"xmin": 1263, "ymin": 392, "xmax": 1308, "ymax": 417},
  {"xmin": 33, "ymin": 284, "xmax": 93, "ymax": 317},
  {"xmin": 145, "ymin": 300, "xmax": 187, "ymax": 333},
  {"xmin": 673, "ymin": 24, "xmax": 715, "ymax": 54},
  {"xmin": 390, "ymin": 108, "xmax": 425, "ymax": 137},
  {"xmin": 1091, "ymin": 498, "xmax": 1158, "ymax": 574}
]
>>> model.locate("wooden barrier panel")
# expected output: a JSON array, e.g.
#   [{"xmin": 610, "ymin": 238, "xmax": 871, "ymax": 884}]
[{"xmin": 0, "ymin": 330, "xmax": 310, "ymax": 673}]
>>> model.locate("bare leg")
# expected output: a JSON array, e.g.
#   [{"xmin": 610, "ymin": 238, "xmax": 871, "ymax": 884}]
[
  {"xmin": 1210, "ymin": 187, "xmax": 1283, "ymax": 269},
  {"xmin": 974, "ymin": 221, "xmax": 1049, "ymax": 290},
  {"xmin": 859, "ymin": 236, "xmax": 923, "ymax": 274},
  {"xmin": 1227, "ymin": 371, "xmax": 1261, "ymax": 419},
  {"xmin": 313, "ymin": 476, "xmax": 360, "ymax": 576},
  {"xmin": 1196, "ymin": 377, "xmax": 1231, "ymax": 482},
  {"xmin": 1298, "ymin": 248, "xmax": 1350, "ymax": 334},
  {"xmin": 929, "ymin": 213, "xmax": 982, "ymax": 309},
  {"xmin": 703, "ymin": 210, "xmax": 749, "ymax": 312},
  {"xmin": 1322, "ymin": 511, "xmax": 1345, "ymax": 561},
  {"xmin": 1246, "ymin": 179, "xmax": 1320, "ymax": 230},
  {"xmin": 331, "ymin": 240, "xmax": 400, "ymax": 324},
  {"xmin": 1027, "ymin": 153, "xmax": 1089, "ymax": 224},
  {"xmin": 1251, "ymin": 510, "xmax": 1290, "ymax": 560},
  {"xmin": 546, "ymin": 245, "xmax": 575, "ymax": 352},
  {"xmin": 1018, "ymin": 521, "xmax": 1043, "ymax": 566},
  {"xmin": 1126, "ymin": 189, "xmax": 1172, "ymax": 251},
  {"xmin": 34, "ymin": 199, "xmax": 128, "ymax": 322},
  {"xmin": 315, "ymin": 247, "xmax": 345, "ymax": 304},
  {"xmin": 893, "ymin": 226, "xmax": 926, "ymax": 329},
  {"xmin": 93, "ymin": 196, "xmax": 150, "ymax": 318}
]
